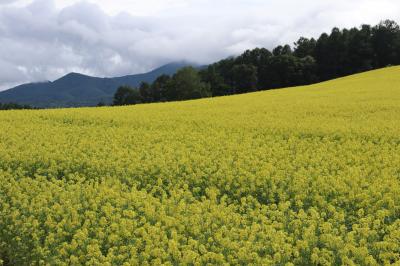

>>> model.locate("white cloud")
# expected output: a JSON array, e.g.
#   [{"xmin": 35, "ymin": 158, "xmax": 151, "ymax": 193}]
[{"xmin": 0, "ymin": 0, "xmax": 399, "ymax": 90}]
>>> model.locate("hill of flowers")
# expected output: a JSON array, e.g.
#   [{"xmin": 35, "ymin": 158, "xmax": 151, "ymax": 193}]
[{"xmin": 0, "ymin": 67, "xmax": 400, "ymax": 265}]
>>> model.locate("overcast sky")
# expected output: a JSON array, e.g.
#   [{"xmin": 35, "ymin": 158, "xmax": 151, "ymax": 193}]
[{"xmin": 0, "ymin": 0, "xmax": 399, "ymax": 90}]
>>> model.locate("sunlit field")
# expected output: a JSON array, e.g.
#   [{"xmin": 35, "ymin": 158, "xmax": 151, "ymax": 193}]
[{"xmin": 1, "ymin": 67, "xmax": 400, "ymax": 265}]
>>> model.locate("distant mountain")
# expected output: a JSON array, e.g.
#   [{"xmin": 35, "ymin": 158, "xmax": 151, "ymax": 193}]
[{"xmin": 0, "ymin": 62, "xmax": 193, "ymax": 108}]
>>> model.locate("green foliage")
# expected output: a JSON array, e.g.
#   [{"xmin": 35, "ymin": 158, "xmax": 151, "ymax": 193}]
[
  {"xmin": 294, "ymin": 37, "xmax": 317, "ymax": 58},
  {"xmin": 139, "ymin": 82, "xmax": 153, "ymax": 103},
  {"xmin": 372, "ymin": 20, "xmax": 400, "ymax": 68},
  {"xmin": 273, "ymin": 44, "xmax": 293, "ymax": 56},
  {"xmin": 1, "ymin": 67, "xmax": 400, "ymax": 265},
  {"xmin": 200, "ymin": 19, "xmax": 400, "ymax": 95},
  {"xmin": 113, "ymin": 86, "xmax": 142, "ymax": 106},
  {"xmin": 0, "ymin": 102, "xmax": 34, "ymax": 110},
  {"xmin": 199, "ymin": 65, "xmax": 230, "ymax": 96},
  {"xmin": 127, "ymin": 68, "xmax": 211, "ymax": 105},
  {"xmin": 151, "ymin": 74, "xmax": 171, "ymax": 102},
  {"xmin": 230, "ymin": 64, "xmax": 258, "ymax": 93},
  {"xmin": 165, "ymin": 67, "xmax": 211, "ymax": 101}
]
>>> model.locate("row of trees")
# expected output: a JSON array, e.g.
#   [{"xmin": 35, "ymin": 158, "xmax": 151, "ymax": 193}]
[
  {"xmin": 113, "ymin": 67, "xmax": 211, "ymax": 106},
  {"xmin": 113, "ymin": 20, "xmax": 400, "ymax": 106},
  {"xmin": 202, "ymin": 19, "xmax": 400, "ymax": 95},
  {"xmin": 0, "ymin": 102, "xmax": 34, "ymax": 110}
]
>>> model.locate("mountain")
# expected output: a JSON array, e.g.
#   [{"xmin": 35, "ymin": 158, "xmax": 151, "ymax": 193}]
[{"xmin": 0, "ymin": 62, "xmax": 192, "ymax": 108}]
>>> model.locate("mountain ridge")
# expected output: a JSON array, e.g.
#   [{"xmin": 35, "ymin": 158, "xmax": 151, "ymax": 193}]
[{"xmin": 0, "ymin": 62, "xmax": 194, "ymax": 108}]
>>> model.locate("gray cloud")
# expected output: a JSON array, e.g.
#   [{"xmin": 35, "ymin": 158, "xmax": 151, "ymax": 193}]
[{"xmin": 0, "ymin": 0, "xmax": 399, "ymax": 90}]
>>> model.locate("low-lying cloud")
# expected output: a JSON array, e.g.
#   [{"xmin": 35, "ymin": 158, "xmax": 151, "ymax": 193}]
[{"xmin": 0, "ymin": 0, "xmax": 399, "ymax": 90}]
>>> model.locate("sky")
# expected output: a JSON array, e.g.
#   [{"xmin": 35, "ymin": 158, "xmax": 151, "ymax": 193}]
[{"xmin": 0, "ymin": 0, "xmax": 399, "ymax": 90}]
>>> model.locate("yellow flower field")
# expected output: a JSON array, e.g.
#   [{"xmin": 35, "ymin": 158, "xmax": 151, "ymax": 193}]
[{"xmin": 0, "ymin": 67, "xmax": 400, "ymax": 265}]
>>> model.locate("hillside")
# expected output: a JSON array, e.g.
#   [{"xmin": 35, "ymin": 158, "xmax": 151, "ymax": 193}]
[
  {"xmin": 0, "ymin": 62, "xmax": 191, "ymax": 108},
  {"xmin": 0, "ymin": 67, "xmax": 399, "ymax": 265}
]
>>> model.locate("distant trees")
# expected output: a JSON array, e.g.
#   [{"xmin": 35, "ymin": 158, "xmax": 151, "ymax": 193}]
[
  {"xmin": 138, "ymin": 82, "xmax": 152, "ymax": 103},
  {"xmin": 199, "ymin": 65, "xmax": 230, "ymax": 96},
  {"xmin": 113, "ymin": 86, "xmax": 142, "ymax": 106},
  {"xmin": 199, "ymin": 19, "xmax": 400, "ymax": 95},
  {"xmin": 372, "ymin": 20, "xmax": 400, "ymax": 68},
  {"xmin": 200, "ymin": 46, "xmax": 318, "ymax": 92},
  {"xmin": 113, "ymin": 67, "xmax": 210, "ymax": 106},
  {"xmin": 165, "ymin": 67, "xmax": 211, "ymax": 101},
  {"xmin": 96, "ymin": 101, "xmax": 106, "ymax": 107},
  {"xmin": 293, "ymin": 37, "xmax": 316, "ymax": 58},
  {"xmin": 0, "ymin": 103, "xmax": 34, "ymax": 110},
  {"xmin": 230, "ymin": 64, "xmax": 258, "ymax": 93},
  {"xmin": 112, "ymin": 20, "xmax": 400, "ymax": 107},
  {"xmin": 346, "ymin": 25, "xmax": 374, "ymax": 73},
  {"xmin": 259, "ymin": 55, "xmax": 317, "ymax": 88},
  {"xmin": 151, "ymin": 75, "xmax": 171, "ymax": 102}
]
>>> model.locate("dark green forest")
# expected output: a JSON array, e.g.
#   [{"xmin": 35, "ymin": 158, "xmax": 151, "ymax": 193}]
[
  {"xmin": 0, "ymin": 102, "xmax": 34, "ymax": 110},
  {"xmin": 114, "ymin": 20, "xmax": 400, "ymax": 106}
]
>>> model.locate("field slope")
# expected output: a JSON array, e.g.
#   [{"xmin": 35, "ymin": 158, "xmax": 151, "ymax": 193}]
[{"xmin": 0, "ymin": 67, "xmax": 400, "ymax": 265}]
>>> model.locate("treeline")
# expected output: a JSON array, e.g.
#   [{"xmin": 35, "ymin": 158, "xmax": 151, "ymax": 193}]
[
  {"xmin": 113, "ymin": 20, "xmax": 400, "ymax": 106},
  {"xmin": 0, "ymin": 102, "xmax": 35, "ymax": 110},
  {"xmin": 113, "ymin": 67, "xmax": 211, "ymax": 105}
]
